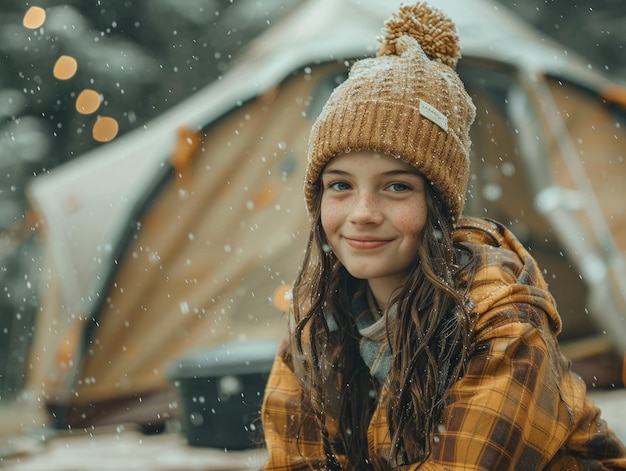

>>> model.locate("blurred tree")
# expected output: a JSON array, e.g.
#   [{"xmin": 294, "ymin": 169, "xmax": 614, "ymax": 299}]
[{"xmin": 496, "ymin": 0, "xmax": 626, "ymax": 79}]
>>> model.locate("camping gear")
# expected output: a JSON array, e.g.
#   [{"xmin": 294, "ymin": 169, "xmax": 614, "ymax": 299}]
[
  {"xmin": 167, "ymin": 340, "xmax": 278, "ymax": 449},
  {"xmin": 19, "ymin": 0, "xmax": 626, "ymax": 432}
]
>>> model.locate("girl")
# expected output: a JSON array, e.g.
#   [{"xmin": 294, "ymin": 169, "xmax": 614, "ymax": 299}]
[{"xmin": 261, "ymin": 2, "xmax": 626, "ymax": 469}]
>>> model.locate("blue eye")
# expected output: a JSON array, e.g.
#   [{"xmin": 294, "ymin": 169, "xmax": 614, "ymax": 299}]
[
  {"xmin": 388, "ymin": 183, "xmax": 410, "ymax": 192},
  {"xmin": 329, "ymin": 181, "xmax": 351, "ymax": 191}
]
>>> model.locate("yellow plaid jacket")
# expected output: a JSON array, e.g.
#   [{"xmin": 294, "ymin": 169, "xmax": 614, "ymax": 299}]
[{"xmin": 261, "ymin": 217, "xmax": 626, "ymax": 470}]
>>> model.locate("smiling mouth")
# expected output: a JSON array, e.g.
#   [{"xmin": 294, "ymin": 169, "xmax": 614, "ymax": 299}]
[{"xmin": 344, "ymin": 237, "xmax": 391, "ymax": 250}]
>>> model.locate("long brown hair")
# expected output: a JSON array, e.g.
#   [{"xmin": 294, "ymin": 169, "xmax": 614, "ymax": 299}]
[{"xmin": 291, "ymin": 181, "xmax": 474, "ymax": 469}]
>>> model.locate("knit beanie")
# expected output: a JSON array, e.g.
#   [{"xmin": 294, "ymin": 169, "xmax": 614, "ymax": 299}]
[{"xmin": 305, "ymin": 2, "xmax": 476, "ymax": 220}]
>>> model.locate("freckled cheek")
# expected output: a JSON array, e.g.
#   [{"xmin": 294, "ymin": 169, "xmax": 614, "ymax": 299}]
[
  {"xmin": 398, "ymin": 218, "xmax": 418, "ymax": 235},
  {"xmin": 320, "ymin": 199, "xmax": 341, "ymax": 236},
  {"xmin": 395, "ymin": 206, "xmax": 427, "ymax": 237}
]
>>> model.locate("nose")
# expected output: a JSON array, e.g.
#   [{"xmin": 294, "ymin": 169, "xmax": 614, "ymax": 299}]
[{"xmin": 348, "ymin": 190, "xmax": 383, "ymax": 225}]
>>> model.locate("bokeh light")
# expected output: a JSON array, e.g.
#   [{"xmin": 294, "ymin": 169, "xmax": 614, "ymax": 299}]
[
  {"xmin": 22, "ymin": 6, "xmax": 46, "ymax": 29},
  {"xmin": 53, "ymin": 55, "xmax": 78, "ymax": 80},
  {"xmin": 92, "ymin": 116, "xmax": 119, "ymax": 142},
  {"xmin": 272, "ymin": 284, "xmax": 292, "ymax": 312},
  {"xmin": 253, "ymin": 182, "xmax": 279, "ymax": 208},
  {"xmin": 75, "ymin": 89, "xmax": 101, "ymax": 115}
]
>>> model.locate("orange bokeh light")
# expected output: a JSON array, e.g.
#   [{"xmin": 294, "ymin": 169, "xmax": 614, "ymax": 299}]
[
  {"xmin": 92, "ymin": 117, "xmax": 119, "ymax": 142},
  {"xmin": 75, "ymin": 89, "xmax": 101, "ymax": 114},
  {"xmin": 253, "ymin": 182, "xmax": 279, "ymax": 209},
  {"xmin": 53, "ymin": 55, "xmax": 78, "ymax": 80},
  {"xmin": 23, "ymin": 6, "xmax": 46, "ymax": 29},
  {"xmin": 272, "ymin": 284, "xmax": 292, "ymax": 313}
]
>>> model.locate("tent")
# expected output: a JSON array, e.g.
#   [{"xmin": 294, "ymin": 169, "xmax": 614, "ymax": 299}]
[{"xmin": 20, "ymin": 0, "xmax": 626, "ymax": 430}]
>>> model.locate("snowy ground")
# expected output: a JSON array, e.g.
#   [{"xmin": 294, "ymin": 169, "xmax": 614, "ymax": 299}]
[
  {"xmin": 588, "ymin": 388, "xmax": 626, "ymax": 443},
  {"xmin": 1, "ymin": 389, "xmax": 625, "ymax": 469}
]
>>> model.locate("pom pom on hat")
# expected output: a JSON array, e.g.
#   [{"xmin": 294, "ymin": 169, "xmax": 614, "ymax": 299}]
[
  {"xmin": 377, "ymin": 2, "xmax": 461, "ymax": 68},
  {"xmin": 305, "ymin": 1, "xmax": 476, "ymax": 220}
]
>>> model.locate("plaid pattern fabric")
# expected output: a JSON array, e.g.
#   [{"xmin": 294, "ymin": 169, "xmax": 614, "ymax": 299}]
[{"xmin": 261, "ymin": 217, "xmax": 626, "ymax": 470}]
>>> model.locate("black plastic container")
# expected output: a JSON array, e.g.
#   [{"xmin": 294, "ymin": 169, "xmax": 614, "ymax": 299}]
[{"xmin": 168, "ymin": 339, "xmax": 278, "ymax": 450}]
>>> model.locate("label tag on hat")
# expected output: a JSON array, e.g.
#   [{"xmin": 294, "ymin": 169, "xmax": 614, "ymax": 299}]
[{"xmin": 419, "ymin": 99, "xmax": 448, "ymax": 132}]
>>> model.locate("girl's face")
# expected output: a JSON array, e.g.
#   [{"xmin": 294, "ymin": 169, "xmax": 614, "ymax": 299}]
[{"xmin": 320, "ymin": 151, "xmax": 428, "ymax": 306}]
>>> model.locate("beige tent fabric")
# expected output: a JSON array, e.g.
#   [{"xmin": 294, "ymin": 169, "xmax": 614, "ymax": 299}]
[
  {"xmin": 31, "ymin": 63, "xmax": 345, "ymax": 417},
  {"xmin": 464, "ymin": 73, "xmax": 596, "ymax": 341},
  {"xmin": 546, "ymin": 80, "xmax": 626, "ymax": 254},
  {"xmin": 540, "ymin": 79, "xmax": 626, "ymax": 350}
]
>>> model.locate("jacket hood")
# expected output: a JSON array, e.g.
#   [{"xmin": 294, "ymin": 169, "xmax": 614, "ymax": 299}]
[{"xmin": 453, "ymin": 217, "xmax": 562, "ymax": 336}]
